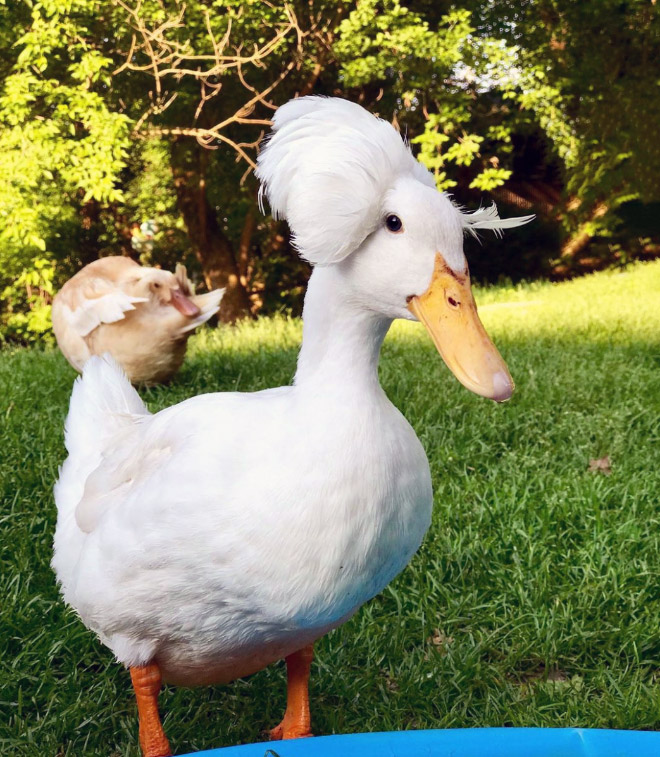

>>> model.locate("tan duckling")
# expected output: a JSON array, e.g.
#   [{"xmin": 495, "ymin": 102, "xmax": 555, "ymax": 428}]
[{"xmin": 52, "ymin": 256, "xmax": 224, "ymax": 384}]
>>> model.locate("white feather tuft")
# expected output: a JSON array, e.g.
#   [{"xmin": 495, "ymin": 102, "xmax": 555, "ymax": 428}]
[
  {"xmin": 57, "ymin": 355, "xmax": 149, "ymax": 501},
  {"xmin": 179, "ymin": 288, "xmax": 225, "ymax": 334},
  {"xmin": 52, "ymin": 354, "xmax": 150, "ymax": 592},
  {"xmin": 64, "ymin": 292, "xmax": 148, "ymax": 338},
  {"xmin": 256, "ymin": 96, "xmax": 435, "ymax": 265},
  {"xmin": 462, "ymin": 203, "xmax": 535, "ymax": 239}
]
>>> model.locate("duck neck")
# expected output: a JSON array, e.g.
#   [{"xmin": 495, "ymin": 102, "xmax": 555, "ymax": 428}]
[{"xmin": 294, "ymin": 266, "xmax": 391, "ymax": 391}]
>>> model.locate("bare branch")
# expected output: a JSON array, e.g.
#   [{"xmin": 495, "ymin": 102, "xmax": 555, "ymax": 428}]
[
  {"xmin": 111, "ymin": 0, "xmax": 303, "ymax": 167},
  {"xmin": 138, "ymin": 126, "xmax": 261, "ymax": 170}
]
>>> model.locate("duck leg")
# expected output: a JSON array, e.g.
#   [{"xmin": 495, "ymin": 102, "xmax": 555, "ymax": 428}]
[
  {"xmin": 130, "ymin": 663, "xmax": 172, "ymax": 757},
  {"xmin": 269, "ymin": 644, "xmax": 315, "ymax": 740}
]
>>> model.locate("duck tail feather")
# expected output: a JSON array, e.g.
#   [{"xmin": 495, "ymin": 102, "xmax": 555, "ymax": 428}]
[
  {"xmin": 53, "ymin": 355, "xmax": 150, "ymax": 593},
  {"xmin": 66, "ymin": 354, "xmax": 148, "ymax": 446},
  {"xmin": 174, "ymin": 262, "xmax": 194, "ymax": 295},
  {"xmin": 180, "ymin": 288, "xmax": 226, "ymax": 333},
  {"xmin": 54, "ymin": 354, "xmax": 149, "ymax": 518}
]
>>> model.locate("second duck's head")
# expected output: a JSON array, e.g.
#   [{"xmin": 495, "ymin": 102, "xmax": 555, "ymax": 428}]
[
  {"xmin": 256, "ymin": 96, "xmax": 533, "ymax": 402},
  {"xmin": 125, "ymin": 266, "xmax": 201, "ymax": 318}
]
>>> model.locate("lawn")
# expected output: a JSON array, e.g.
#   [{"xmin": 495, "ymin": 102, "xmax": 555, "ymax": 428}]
[{"xmin": 1, "ymin": 261, "xmax": 659, "ymax": 755}]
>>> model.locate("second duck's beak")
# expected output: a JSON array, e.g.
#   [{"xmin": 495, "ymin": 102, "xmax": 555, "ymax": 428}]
[
  {"xmin": 170, "ymin": 288, "xmax": 201, "ymax": 318},
  {"xmin": 407, "ymin": 254, "xmax": 514, "ymax": 402}
]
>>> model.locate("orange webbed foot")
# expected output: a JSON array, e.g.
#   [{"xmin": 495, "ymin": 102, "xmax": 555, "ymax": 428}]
[{"xmin": 268, "ymin": 714, "xmax": 314, "ymax": 741}]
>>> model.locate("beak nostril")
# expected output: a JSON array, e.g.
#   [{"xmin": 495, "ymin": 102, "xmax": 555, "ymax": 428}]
[{"xmin": 447, "ymin": 296, "xmax": 460, "ymax": 308}]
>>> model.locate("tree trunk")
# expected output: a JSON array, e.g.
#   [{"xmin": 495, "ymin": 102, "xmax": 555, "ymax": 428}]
[
  {"xmin": 77, "ymin": 198, "xmax": 103, "ymax": 266},
  {"xmin": 171, "ymin": 141, "xmax": 252, "ymax": 323},
  {"xmin": 559, "ymin": 200, "xmax": 610, "ymax": 260}
]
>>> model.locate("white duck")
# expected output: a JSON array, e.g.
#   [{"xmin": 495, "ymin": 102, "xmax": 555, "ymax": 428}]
[
  {"xmin": 52, "ymin": 97, "xmax": 532, "ymax": 757},
  {"xmin": 51, "ymin": 257, "xmax": 224, "ymax": 384}
]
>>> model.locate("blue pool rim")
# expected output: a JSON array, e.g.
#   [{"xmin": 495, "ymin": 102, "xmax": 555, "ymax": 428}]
[{"xmin": 181, "ymin": 727, "xmax": 660, "ymax": 756}]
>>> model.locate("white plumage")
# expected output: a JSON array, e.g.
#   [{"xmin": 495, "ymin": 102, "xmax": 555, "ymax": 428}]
[
  {"xmin": 462, "ymin": 202, "xmax": 534, "ymax": 238},
  {"xmin": 256, "ymin": 97, "xmax": 533, "ymax": 261},
  {"xmin": 257, "ymin": 97, "xmax": 437, "ymax": 264},
  {"xmin": 54, "ymin": 346, "xmax": 431, "ymax": 685},
  {"xmin": 52, "ymin": 96, "xmax": 532, "ymax": 752}
]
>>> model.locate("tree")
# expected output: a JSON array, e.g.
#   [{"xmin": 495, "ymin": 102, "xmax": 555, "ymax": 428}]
[
  {"xmin": 0, "ymin": 0, "xmax": 302, "ymax": 325},
  {"xmin": 472, "ymin": 0, "xmax": 660, "ymax": 262},
  {"xmin": 0, "ymin": 0, "xmax": 132, "ymax": 340},
  {"xmin": 3, "ymin": 0, "xmax": 514, "ymax": 331},
  {"xmin": 1, "ymin": 0, "xmax": 658, "ymax": 341}
]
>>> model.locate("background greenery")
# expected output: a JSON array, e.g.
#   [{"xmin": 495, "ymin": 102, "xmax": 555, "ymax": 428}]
[
  {"xmin": 1, "ymin": 0, "xmax": 659, "ymax": 341},
  {"xmin": 1, "ymin": 261, "xmax": 658, "ymax": 754}
]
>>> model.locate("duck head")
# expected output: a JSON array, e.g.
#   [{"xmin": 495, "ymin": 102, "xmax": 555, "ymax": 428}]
[
  {"xmin": 126, "ymin": 267, "xmax": 201, "ymax": 318},
  {"xmin": 257, "ymin": 97, "xmax": 533, "ymax": 402}
]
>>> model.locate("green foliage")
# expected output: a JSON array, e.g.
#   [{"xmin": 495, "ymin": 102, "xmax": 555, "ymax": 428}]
[
  {"xmin": 0, "ymin": 0, "xmax": 133, "ymax": 342},
  {"xmin": 121, "ymin": 140, "xmax": 194, "ymax": 274},
  {"xmin": 336, "ymin": 3, "xmax": 516, "ymax": 193},
  {"xmin": 0, "ymin": 0, "xmax": 658, "ymax": 341},
  {"xmin": 0, "ymin": 0, "xmax": 131, "ymax": 240},
  {"xmin": 336, "ymin": 2, "xmax": 469, "ymax": 87},
  {"xmin": 479, "ymin": 0, "xmax": 660, "ymax": 234},
  {"xmin": 1, "ymin": 258, "xmax": 55, "ymax": 345},
  {"xmin": 469, "ymin": 167, "xmax": 512, "ymax": 192}
]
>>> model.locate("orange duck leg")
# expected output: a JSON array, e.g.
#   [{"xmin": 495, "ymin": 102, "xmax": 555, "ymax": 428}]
[
  {"xmin": 269, "ymin": 644, "xmax": 315, "ymax": 740},
  {"xmin": 130, "ymin": 663, "xmax": 172, "ymax": 757}
]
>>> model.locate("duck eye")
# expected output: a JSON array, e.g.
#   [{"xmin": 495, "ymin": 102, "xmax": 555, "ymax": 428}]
[
  {"xmin": 153, "ymin": 282, "xmax": 161, "ymax": 289},
  {"xmin": 385, "ymin": 214, "xmax": 403, "ymax": 233}
]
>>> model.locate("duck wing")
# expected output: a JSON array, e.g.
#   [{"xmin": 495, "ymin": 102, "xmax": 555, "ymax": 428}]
[
  {"xmin": 58, "ymin": 275, "xmax": 148, "ymax": 338},
  {"xmin": 74, "ymin": 423, "xmax": 168, "ymax": 533}
]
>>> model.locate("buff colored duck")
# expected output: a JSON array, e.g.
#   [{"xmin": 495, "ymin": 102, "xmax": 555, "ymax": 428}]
[
  {"xmin": 52, "ymin": 97, "xmax": 532, "ymax": 756},
  {"xmin": 52, "ymin": 256, "xmax": 224, "ymax": 384}
]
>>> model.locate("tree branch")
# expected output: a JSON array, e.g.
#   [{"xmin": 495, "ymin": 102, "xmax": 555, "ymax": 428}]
[{"xmin": 111, "ymin": 0, "xmax": 302, "ymax": 167}]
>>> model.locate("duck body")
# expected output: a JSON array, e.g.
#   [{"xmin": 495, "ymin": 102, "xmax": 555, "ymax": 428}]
[
  {"xmin": 52, "ymin": 97, "xmax": 531, "ymax": 753},
  {"xmin": 52, "ymin": 256, "xmax": 224, "ymax": 385},
  {"xmin": 53, "ymin": 266, "xmax": 432, "ymax": 687}
]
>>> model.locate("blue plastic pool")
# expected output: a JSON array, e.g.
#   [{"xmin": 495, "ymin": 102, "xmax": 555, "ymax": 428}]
[{"xmin": 181, "ymin": 728, "xmax": 659, "ymax": 756}]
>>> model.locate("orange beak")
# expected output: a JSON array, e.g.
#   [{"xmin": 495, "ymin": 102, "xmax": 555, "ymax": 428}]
[
  {"xmin": 170, "ymin": 288, "xmax": 201, "ymax": 318},
  {"xmin": 407, "ymin": 254, "xmax": 514, "ymax": 402}
]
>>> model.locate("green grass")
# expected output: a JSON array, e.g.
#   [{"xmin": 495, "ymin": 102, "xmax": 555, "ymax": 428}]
[{"xmin": 1, "ymin": 261, "xmax": 659, "ymax": 755}]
